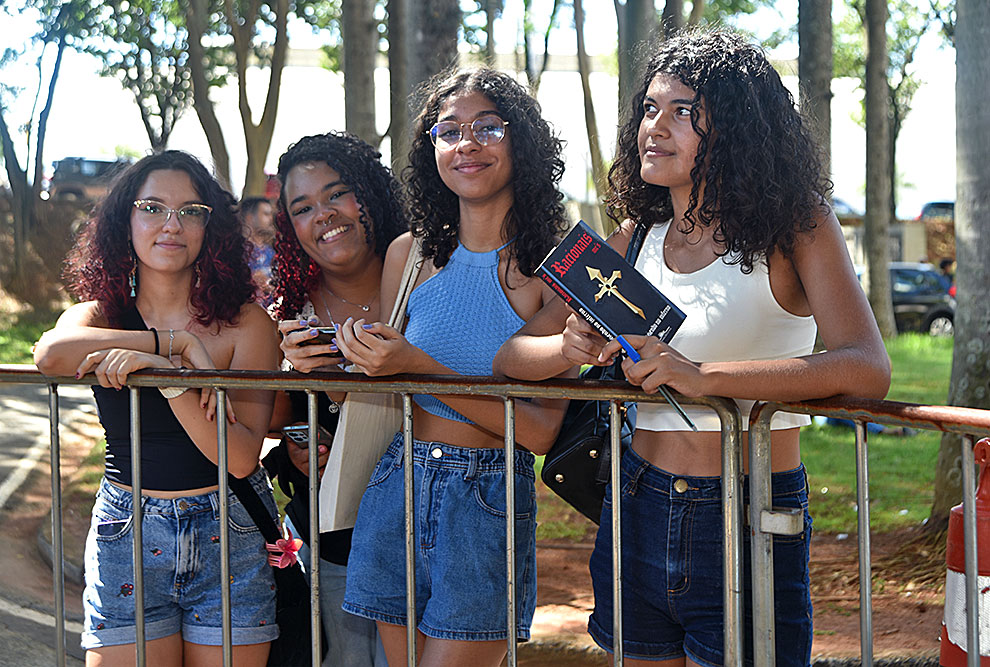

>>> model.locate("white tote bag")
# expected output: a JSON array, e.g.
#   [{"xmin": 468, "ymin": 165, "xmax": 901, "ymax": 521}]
[{"xmin": 319, "ymin": 238, "xmax": 422, "ymax": 532}]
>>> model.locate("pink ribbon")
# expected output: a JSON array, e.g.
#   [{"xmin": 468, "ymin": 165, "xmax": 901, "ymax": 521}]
[{"xmin": 265, "ymin": 527, "xmax": 303, "ymax": 569}]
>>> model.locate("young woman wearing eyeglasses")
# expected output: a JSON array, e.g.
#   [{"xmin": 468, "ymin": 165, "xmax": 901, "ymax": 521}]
[
  {"xmin": 34, "ymin": 151, "xmax": 280, "ymax": 667},
  {"xmin": 334, "ymin": 68, "xmax": 571, "ymax": 667}
]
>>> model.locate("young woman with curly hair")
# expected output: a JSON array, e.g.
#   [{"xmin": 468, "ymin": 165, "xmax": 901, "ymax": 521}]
[
  {"xmin": 34, "ymin": 151, "xmax": 280, "ymax": 666},
  {"xmin": 335, "ymin": 68, "xmax": 571, "ymax": 666},
  {"xmin": 494, "ymin": 29, "xmax": 891, "ymax": 666},
  {"xmin": 266, "ymin": 131, "xmax": 405, "ymax": 667}
]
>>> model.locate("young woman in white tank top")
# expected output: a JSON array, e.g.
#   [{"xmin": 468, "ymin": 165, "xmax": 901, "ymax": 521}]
[{"xmin": 495, "ymin": 29, "xmax": 890, "ymax": 667}]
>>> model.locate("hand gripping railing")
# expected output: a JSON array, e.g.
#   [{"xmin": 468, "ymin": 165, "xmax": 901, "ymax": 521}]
[
  {"xmin": 748, "ymin": 397, "xmax": 990, "ymax": 667},
  {"xmin": 1, "ymin": 363, "xmax": 751, "ymax": 667}
]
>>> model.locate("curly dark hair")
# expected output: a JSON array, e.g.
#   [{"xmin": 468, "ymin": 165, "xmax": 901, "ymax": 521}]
[
  {"xmin": 63, "ymin": 151, "xmax": 252, "ymax": 328},
  {"xmin": 272, "ymin": 131, "xmax": 408, "ymax": 320},
  {"xmin": 403, "ymin": 67, "xmax": 568, "ymax": 277},
  {"xmin": 607, "ymin": 27, "xmax": 831, "ymax": 273}
]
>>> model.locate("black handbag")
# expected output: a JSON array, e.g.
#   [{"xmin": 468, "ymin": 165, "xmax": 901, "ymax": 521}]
[
  {"xmin": 229, "ymin": 474, "xmax": 327, "ymax": 667},
  {"xmin": 540, "ymin": 223, "xmax": 648, "ymax": 524}
]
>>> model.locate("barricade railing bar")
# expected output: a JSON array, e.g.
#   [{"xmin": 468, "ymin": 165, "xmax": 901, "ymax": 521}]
[
  {"xmin": 749, "ymin": 397, "xmax": 990, "ymax": 667},
  {"xmin": 3, "ymin": 363, "xmax": 990, "ymax": 667}
]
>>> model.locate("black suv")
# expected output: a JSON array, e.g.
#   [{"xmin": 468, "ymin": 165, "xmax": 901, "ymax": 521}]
[
  {"xmin": 47, "ymin": 157, "xmax": 132, "ymax": 202},
  {"xmin": 857, "ymin": 262, "xmax": 955, "ymax": 336},
  {"xmin": 889, "ymin": 262, "xmax": 954, "ymax": 336}
]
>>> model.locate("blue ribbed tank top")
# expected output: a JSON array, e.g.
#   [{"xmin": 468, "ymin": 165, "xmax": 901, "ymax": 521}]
[{"xmin": 404, "ymin": 239, "xmax": 524, "ymax": 424}]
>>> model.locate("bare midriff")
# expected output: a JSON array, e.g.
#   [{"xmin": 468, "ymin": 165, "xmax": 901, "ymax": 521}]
[
  {"xmin": 631, "ymin": 427, "xmax": 802, "ymax": 476},
  {"xmin": 411, "ymin": 402, "xmax": 513, "ymax": 450},
  {"xmin": 108, "ymin": 479, "xmax": 220, "ymax": 498}
]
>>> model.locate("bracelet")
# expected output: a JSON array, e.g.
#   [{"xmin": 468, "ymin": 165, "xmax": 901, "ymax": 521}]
[
  {"xmin": 149, "ymin": 327, "xmax": 159, "ymax": 356},
  {"xmin": 159, "ymin": 386, "xmax": 188, "ymax": 399},
  {"xmin": 168, "ymin": 328, "xmax": 175, "ymax": 362}
]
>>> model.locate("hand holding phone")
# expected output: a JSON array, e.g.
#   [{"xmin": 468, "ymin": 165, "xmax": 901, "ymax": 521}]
[
  {"xmin": 297, "ymin": 326, "xmax": 336, "ymax": 347},
  {"xmin": 281, "ymin": 424, "xmax": 334, "ymax": 449}
]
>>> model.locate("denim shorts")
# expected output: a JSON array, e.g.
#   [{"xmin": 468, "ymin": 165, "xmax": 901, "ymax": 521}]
[
  {"xmin": 342, "ymin": 433, "xmax": 538, "ymax": 641},
  {"xmin": 588, "ymin": 447, "xmax": 813, "ymax": 666},
  {"xmin": 81, "ymin": 468, "xmax": 279, "ymax": 649}
]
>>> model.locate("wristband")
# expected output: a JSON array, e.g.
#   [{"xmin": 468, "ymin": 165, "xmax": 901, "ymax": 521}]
[
  {"xmin": 168, "ymin": 328, "xmax": 175, "ymax": 362},
  {"xmin": 149, "ymin": 327, "xmax": 159, "ymax": 356}
]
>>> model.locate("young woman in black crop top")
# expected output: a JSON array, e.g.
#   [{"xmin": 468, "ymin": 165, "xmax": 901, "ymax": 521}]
[
  {"xmin": 34, "ymin": 151, "xmax": 280, "ymax": 666},
  {"xmin": 265, "ymin": 131, "xmax": 406, "ymax": 667}
]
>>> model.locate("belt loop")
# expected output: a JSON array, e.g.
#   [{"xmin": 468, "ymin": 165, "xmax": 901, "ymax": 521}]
[
  {"xmin": 627, "ymin": 460, "xmax": 648, "ymax": 496},
  {"xmin": 464, "ymin": 448, "xmax": 479, "ymax": 481}
]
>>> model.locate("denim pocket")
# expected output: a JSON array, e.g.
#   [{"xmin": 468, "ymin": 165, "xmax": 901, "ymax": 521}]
[
  {"xmin": 92, "ymin": 498, "xmax": 133, "ymax": 542},
  {"xmin": 227, "ymin": 499, "xmax": 263, "ymax": 534},
  {"xmin": 471, "ymin": 474, "xmax": 534, "ymax": 520},
  {"xmin": 365, "ymin": 445, "xmax": 400, "ymax": 489}
]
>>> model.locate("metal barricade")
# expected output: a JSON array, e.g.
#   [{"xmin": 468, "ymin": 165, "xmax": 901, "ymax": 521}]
[
  {"xmin": 748, "ymin": 397, "xmax": 990, "ymax": 667},
  {"xmin": 5, "ymin": 363, "xmax": 989, "ymax": 666}
]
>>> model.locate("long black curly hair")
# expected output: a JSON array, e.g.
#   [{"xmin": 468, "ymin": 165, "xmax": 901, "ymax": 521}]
[
  {"xmin": 403, "ymin": 67, "xmax": 568, "ymax": 277},
  {"xmin": 607, "ymin": 27, "xmax": 831, "ymax": 273},
  {"xmin": 272, "ymin": 131, "xmax": 408, "ymax": 320},
  {"xmin": 63, "ymin": 150, "xmax": 251, "ymax": 328}
]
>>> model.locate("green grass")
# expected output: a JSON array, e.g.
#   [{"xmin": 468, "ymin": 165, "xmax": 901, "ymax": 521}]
[
  {"xmin": 802, "ymin": 333, "xmax": 952, "ymax": 533},
  {"xmin": 0, "ymin": 310, "xmax": 58, "ymax": 364}
]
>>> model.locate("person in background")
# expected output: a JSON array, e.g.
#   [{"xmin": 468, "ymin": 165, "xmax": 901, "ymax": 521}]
[
  {"xmin": 938, "ymin": 257, "xmax": 955, "ymax": 292},
  {"xmin": 266, "ymin": 131, "xmax": 406, "ymax": 667},
  {"xmin": 241, "ymin": 195, "xmax": 276, "ymax": 306},
  {"xmin": 34, "ymin": 150, "xmax": 280, "ymax": 666},
  {"xmin": 336, "ymin": 67, "xmax": 571, "ymax": 667},
  {"xmin": 494, "ymin": 28, "xmax": 891, "ymax": 667}
]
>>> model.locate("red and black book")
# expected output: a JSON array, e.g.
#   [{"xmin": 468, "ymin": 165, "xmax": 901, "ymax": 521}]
[{"xmin": 538, "ymin": 221, "xmax": 686, "ymax": 343}]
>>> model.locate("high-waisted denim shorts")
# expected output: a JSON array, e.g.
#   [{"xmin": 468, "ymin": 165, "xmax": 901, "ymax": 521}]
[
  {"xmin": 343, "ymin": 433, "xmax": 538, "ymax": 641},
  {"xmin": 588, "ymin": 447, "xmax": 813, "ymax": 666},
  {"xmin": 81, "ymin": 467, "xmax": 279, "ymax": 649}
]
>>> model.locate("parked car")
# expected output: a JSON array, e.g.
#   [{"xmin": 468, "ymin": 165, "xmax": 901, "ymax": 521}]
[
  {"xmin": 831, "ymin": 197, "xmax": 862, "ymax": 218},
  {"xmin": 46, "ymin": 157, "xmax": 132, "ymax": 202},
  {"xmin": 859, "ymin": 262, "xmax": 955, "ymax": 336},
  {"xmin": 916, "ymin": 201, "xmax": 954, "ymax": 222}
]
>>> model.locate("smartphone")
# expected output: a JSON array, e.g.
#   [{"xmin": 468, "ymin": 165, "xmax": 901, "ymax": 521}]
[
  {"xmin": 297, "ymin": 326, "xmax": 336, "ymax": 347},
  {"xmin": 281, "ymin": 424, "xmax": 333, "ymax": 448}
]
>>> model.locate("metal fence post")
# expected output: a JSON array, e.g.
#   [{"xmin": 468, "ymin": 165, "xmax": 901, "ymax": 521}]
[
  {"xmin": 854, "ymin": 421, "xmax": 873, "ymax": 667},
  {"xmin": 48, "ymin": 384, "xmax": 67, "ymax": 667},
  {"xmin": 504, "ymin": 397, "xmax": 517, "ymax": 666},
  {"xmin": 129, "ymin": 387, "xmax": 146, "ymax": 667}
]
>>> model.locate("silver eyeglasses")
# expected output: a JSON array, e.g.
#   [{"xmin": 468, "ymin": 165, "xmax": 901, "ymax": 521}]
[
  {"xmin": 132, "ymin": 200, "xmax": 212, "ymax": 228},
  {"xmin": 428, "ymin": 115, "xmax": 509, "ymax": 150}
]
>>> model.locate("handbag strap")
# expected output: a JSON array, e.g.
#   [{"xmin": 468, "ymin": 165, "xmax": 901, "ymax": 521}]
[
  {"xmin": 387, "ymin": 236, "xmax": 423, "ymax": 331},
  {"xmin": 625, "ymin": 221, "xmax": 648, "ymax": 263},
  {"xmin": 228, "ymin": 474, "xmax": 281, "ymax": 545}
]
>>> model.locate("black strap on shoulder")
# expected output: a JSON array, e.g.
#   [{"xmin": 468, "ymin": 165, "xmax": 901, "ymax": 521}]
[{"xmin": 625, "ymin": 222, "xmax": 648, "ymax": 264}]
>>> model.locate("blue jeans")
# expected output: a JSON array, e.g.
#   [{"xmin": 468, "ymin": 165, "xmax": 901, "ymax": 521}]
[
  {"xmin": 588, "ymin": 447, "xmax": 813, "ymax": 666},
  {"xmin": 283, "ymin": 515, "xmax": 386, "ymax": 667},
  {"xmin": 81, "ymin": 468, "xmax": 278, "ymax": 649},
  {"xmin": 343, "ymin": 433, "xmax": 538, "ymax": 641}
]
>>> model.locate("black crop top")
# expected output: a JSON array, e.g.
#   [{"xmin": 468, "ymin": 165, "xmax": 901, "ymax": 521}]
[{"xmin": 92, "ymin": 308, "xmax": 219, "ymax": 490}]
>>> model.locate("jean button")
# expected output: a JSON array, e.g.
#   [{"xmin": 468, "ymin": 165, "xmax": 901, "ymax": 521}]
[
  {"xmin": 178, "ymin": 500, "xmax": 189, "ymax": 510},
  {"xmin": 673, "ymin": 479, "xmax": 688, "ymax": 493},
  {"xmin": 431, "ymin": 447, "xmax": 443, "ymax": 459}
]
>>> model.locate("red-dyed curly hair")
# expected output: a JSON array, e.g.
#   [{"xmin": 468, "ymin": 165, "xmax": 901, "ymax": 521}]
[{"xmin": 63, "ymin": 151, "xmax": 253, "ymax": 327}]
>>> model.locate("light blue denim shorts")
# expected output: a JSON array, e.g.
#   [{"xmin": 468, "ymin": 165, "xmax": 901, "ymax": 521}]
[
  {"xmin": 81, "ymin": 467, "xmax": 279, "ymax": 649},
  {"xmin": 342, "ymin": 433, "xmax": 538, "ymax": 641}
]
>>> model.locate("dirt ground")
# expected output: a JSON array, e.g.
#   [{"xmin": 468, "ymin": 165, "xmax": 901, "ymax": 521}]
[{"xmin": 0, "ymin": 408, "xmax": 945, "ymax": 665}]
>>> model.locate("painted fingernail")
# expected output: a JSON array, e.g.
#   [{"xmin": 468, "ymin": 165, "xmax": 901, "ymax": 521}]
[
  {"xmin": 75, "ymin": 372, "xmax": 81, "ymax": 379},
  {"xmin": 331, "ymin": 338, "xmax": 338, "ymax": 345},
  {"xmin": 299, "ymin": 319, "xmax": 308, "ymax": 327},
  {"xmin": 329, "ymin": 345, "xmax": 338, "ymax": 352},
  {"xmin": 310, "ymin": 329, "xmax": 319, "ymax": 337},
  {"xmin": 362, "ymin": 324, "xmax": 374, "ymax": 330}
]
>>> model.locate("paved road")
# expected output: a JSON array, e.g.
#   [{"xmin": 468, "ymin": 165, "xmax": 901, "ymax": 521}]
[{"xmin": 0, "ymin": 381, "xmax": 93, "ymax": 666}]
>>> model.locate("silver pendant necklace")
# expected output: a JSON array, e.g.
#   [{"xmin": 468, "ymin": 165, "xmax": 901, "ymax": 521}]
[{"xmin": 322, "ymin": 281, "xmax": 377, "ymax": 313}]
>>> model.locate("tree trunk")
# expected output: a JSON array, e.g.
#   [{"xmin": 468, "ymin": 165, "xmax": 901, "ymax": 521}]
[
  {"xmin": 186, "ymin": 0, "xmax": 231, "ymax": 190},
  {"xmin": 928, "ymin": 0, "xmax": 990, "ymax": 532},
  {"xmin": 863, "ymin": 0, "xmax": 897, "ymax": 338},
  {"xmin": 615, "ymin": 0, "xmax": 659, "ymax": 117},
  {"xmin": 660, "ymin": 0, "xmax": 683, "ymax": 35},
  {"xmin": 343, "ymin": 0, "xmax": 378, "ymax": 145},
  {"xmin": 484, "ymin": 0, "xmax": 499, "ymax": 67},
  {"xmin": 408, "ymin": 0, "xmax": 460, "ymax": 92},
  {"xmin": 798, "ymin": 0, "xmax": 833, "ymax": 180},
  {"xmin": 387, "ymin": 0, "xmax": 410, "ymax": 173},
  {"xmin": 227, "ymin": 0, "xmax": 289, "ymax": 197},
  {"xmin": 574, "ymin": 0, "xmax": 608, "ymax": 236}
]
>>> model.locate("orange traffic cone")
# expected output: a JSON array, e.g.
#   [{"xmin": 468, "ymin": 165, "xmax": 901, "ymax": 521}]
[{"xmin": 940, "ymin": 437, "xmax": 990, "ymax": 666}]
